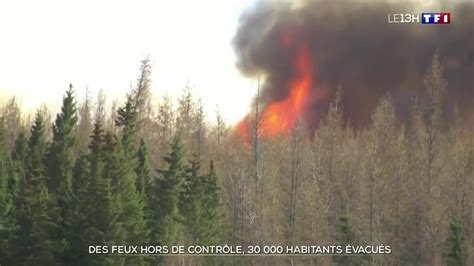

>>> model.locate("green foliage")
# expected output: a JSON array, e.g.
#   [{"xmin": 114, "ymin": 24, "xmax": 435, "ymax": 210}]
[
  {"xmin": 11, "ymin": 132, "xmax": 28, "ymax": 182},
  {"xmin": 444, "ymin": 214, "xmax": 466, "ymax": 266},
  {"xmin": 115, "ymin": 96, "xmax": 137, "ymax": 158},
  {"xmin": 182, "ymin": 158, "xmax": 222, "ymax": 246},
  {"xmin": 135, "ymin": 139, "xmax": 150, "ymax": 197},
  {"xmin": 0, "ymin": 69, "xmax": 230, "ymax": 265},
  {"xmin": 46, "ymin": 85, "xmax": 78, "ymax": 263},
  {"xmin": 2, "ymin": 71, "xmax": 229, "ymax": 266},
  {"xmin": 182, "ymin": 159, "xmax": 223, "ymax": 265},
  {"xmin": 148, "ymin": 135, "xmax": 186, "ymax": 248},
  {"xmin": 12, "ymin": 131, "xmax": 28, "ymax": 158},
  {"xmin": 15, "ymin": 111, "xmax": 63, "ymax": 265},
  {"xmin": 69, "ymin": 121, "xmax": 119, "ymax": 266},
  {"xmin": 201, "ymin": 160, "xmax": 223, "ymax": 244},
  {"xmin": 113, "ymin": 98, "xmax": 149, "ymax": 265},
  {"xmin": 333, "ymin": 214, "xmax": 367, "ymax": 266},
  {"xmin": 0, "ymin": 120, "xmax": 17, "ymax": 264},
  {"xmin": 115, "ymin": 136, "xmax": 148, "ymax": 240},
  {"xmin": 47, "ymin": 84, "xmax": 78, "ymax": 192},
  {"xmin": 181, "ymin": 154, "xmax": 202, "ymax": 242},
  {"xmin": 334, "ymin": 214, "xmax": 356, "ymax": 245},
  {"xmin": 69, "ymin": 155, "xmax": 92, "ymax": 266}
]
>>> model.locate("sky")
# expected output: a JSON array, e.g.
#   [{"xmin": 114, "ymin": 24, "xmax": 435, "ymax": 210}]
[{"xmin": 0, "ymin": 0, "xmax": 257, "ymax": 125}]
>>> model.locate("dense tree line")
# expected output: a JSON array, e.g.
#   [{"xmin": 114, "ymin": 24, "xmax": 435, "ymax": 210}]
[
  {"xmin": 0, "ymin": 54, "xmax": 473, "ymax": 265},
  {"xmin": 0, "ymin": 59, "xmax": 223, "ymax": 265}
]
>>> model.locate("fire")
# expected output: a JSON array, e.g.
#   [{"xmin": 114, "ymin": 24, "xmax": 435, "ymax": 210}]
[{"xmin": 235, "ymin": 42, "xmax": 313, "ymax": 139}]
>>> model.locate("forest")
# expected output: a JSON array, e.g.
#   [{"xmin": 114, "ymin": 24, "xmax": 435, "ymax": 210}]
[{"xmin": 0, "ymin": 54, "xmax": 473, "ymax": 266}]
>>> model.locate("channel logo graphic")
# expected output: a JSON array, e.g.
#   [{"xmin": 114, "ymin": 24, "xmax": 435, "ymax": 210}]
[
  {"xmin": 387, "ymin": 13, "xmax": 451, "ymax": 24},
  {"xmin": 422, "ymin": 13, "xmax": 450, "ymax": 24}
]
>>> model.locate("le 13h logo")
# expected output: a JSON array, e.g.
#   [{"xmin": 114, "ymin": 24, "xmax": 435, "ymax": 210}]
[{"xmin": 387, "ymin": 13, "xmax": 451, "ymax": 24}]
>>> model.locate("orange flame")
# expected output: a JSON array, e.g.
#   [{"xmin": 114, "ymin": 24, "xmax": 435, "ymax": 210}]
[
  {"xmin": 235, "ymin": 42, "xmax": 313, "ymax": 140},
  {"xmin": 259, "ymin": 45, "xmax": 312, "ymax": 136}
]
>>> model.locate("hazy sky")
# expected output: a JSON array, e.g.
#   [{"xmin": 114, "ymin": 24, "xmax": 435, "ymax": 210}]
[{"xmin": 0, "ymin": 0, "xmax": 257, "ymax": 124}]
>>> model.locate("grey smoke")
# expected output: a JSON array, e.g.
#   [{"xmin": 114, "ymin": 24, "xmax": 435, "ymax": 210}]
[{"xmin": 233, "ymin": 0, "xmax": 474, "ymax": 128}]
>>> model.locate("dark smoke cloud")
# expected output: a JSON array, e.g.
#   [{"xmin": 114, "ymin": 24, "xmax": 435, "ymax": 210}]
[{"xmin": 233, "ymin": 0, "xmax": 474, "ymax": 128}]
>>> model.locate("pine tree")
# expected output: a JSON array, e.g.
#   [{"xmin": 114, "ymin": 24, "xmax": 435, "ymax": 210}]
[
  {"xmin": 70, "ymin": 120, "xmax": 118, "ymax": 266},
  {"xmin": 135, "ymin": 139, "xmax": 150, "ymax": 198},
  {"xmin": 182, "ymin": 158, "xmax": 222, "ymax": 246},
  {"xmin": 181, "ymin": 154, "xmax": 203, "ymax": 242},
  {"xmin": 15, "ymin": 111, "xmax": 62, "ymax": 265},
  {"xmin": 334, "ymin": 214, "xmax": 355, "ymax": 242},
  {"xmin": 114, "ymin": 96, "xmax": 149, "ymax": 253},
  {"xmin": 102, "ymin": 132, "xmax": 125, "ymax": 243},
  {"xmin": 201, "ymin": 160, "xmax": 222, "ymax": 245},
  {"xmin": 48, "ymin": 84, "xmax": 78, "ymax": 192},
  {"xmin": 0, "ymin": 119, "xmax": 17, "ymax": 264},
  {"xmin": 200, "ymin": 160, "xmax": 223, "ymax": 266},
  {"xmin": 112, "ymin": 134, "xmax": 148, "ymax": 265},
  {"xmin": 9, "ymin": 132, "xmax": 28, "ymax": 207},
  {"xmin": 112, "ymin": 93, "xmax": 149, "ymax": 265},
  {"xmin": 148, "ymin": 135, "xmax": 185, "ymax": 249},
  {"xmin": 333, "ymin": 214, "xmax": 366, "ymax": 266},
  {"xmin": 116, "ymin": 97, "xmax": 137, "ymax": 158},
  {"xmin": 69, "ymin": 155, "xmax": 91, "ymax": 266},
  {"xmin": 11, "ymin": 132, "xmax": 28, "ymax": 174},
  {"xmin": 444, "ymin": 214, "xmax": 466, "ymax": 266},
  {"xmin": 1, "ymin": 131, "xmax": 28, "ymax": 264},
  {"xmin": 46, "ymin": 84, "xmax": 78, "ymax": 263}
]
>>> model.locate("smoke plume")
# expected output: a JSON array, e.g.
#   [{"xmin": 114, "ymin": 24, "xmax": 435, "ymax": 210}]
[{"xmin": 233, "ymin": 0, "xmax": 474, "ymax": 135}]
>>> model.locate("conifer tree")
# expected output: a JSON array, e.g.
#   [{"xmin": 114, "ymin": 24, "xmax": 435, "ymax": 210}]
[
  {"xmin": 1, "ymin": 131, "xmax": 28, "ymax": 264},
  {"xmin": 48, "ymin": 84, "xmax": 78, "ymax": 192},
  {"xmin": 116, "ymin": 98, "xmax": 137, "ymax": 158},
  {"xmin": 114, "ymin": 96, "xmax": 148, "ymax": 252},
  {"xmin": 46, "ymin": 84, "xmax": 78, "ymax": 262},
  {"xmin": 89, "ymin": 126, "xmax": 120, "ymax": 255},
  {"xmin": 112, "ymin": 95, "xmax": 149, "ymax": 265},
  {"xmin": 444, "ymin": 213, "xmax": 466, "ymax": 266},
  {"xmin": 333, "ymin": 214, "xmax": 366, "ymax": 266},
  {"xmin": 69, "ymin": 155, "xmax": 91, "ymax": 266},
  {"xmin": 182, "ymin": 158, "xmax": 222, "ymax": 246},
  {"xmin": 112, "ymin": 134, "xmax": 148, "ymax": 265},
  {"xmin": 71, "ymin": 120, "xmax": 118, "ymax": 266},
  {"xmin": 135, "ymin": 138, "xmax": 150, "ymax": 198},
  {"xmin": 201, "ymin": 160, "xmax": 222, "ymax": 245},
  {"xmin": 102, "ymin": 132, "xmax": 116, "ymax": 179},
  {"xmin": 0, "ymin": 120, "xmax": 16, "ymax": 264},
  {"xmin": 148, "ymin": 135, "xmax": 185, "ymax": 248},
  {"xmin": 16, "ymin": 111, "xmax": 62, "ymax": 265},
  {"xmin": 11, "ymin": 132, "xmax": 28, "ymax": 176},
  {"xmin": 181, "ymin": 155, "xmax": 203, "ymax": 242},
  {"xmin": 199, "ymin": 160, "xmax": 223, "ymax": 266}
]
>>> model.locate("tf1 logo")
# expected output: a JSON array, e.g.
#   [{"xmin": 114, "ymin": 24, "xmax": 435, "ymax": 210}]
[
  {"xmin": 422, "ymin": 13, "xmax": 450, "ymax": 24},
  {"xmin": 387, "ymin": 13, "xmax": 450, "ymax": 24}
]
